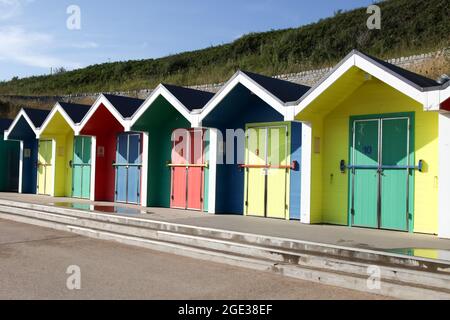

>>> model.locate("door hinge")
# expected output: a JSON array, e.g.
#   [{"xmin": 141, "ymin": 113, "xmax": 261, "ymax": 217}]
[
  {"xmin": 351, "ymin": 209, "xmax": 355, "ymax": 215},
  {"xmin": 245, "ymin": 201, "xmax": 248, "ymax": 207}
]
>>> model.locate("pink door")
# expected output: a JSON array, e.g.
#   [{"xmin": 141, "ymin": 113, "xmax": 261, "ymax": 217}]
[
  {"xmin": 170, "ymin": 129, "xmax": 205, "ymax": 211},
  {"xmin": 187, "ymin": 130, "xmax": 205, "ymax": 210},
  {"xmin": 170, "ymin": 130, "xmax": 188, "ymax": 209}
]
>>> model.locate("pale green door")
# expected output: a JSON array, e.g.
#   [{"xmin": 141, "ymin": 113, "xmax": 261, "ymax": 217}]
[
  {"xmin": 72, "ymin": 136, "xmax": 91, "ymax": 199},
  {"xmin": 266, "ymin": 126, "xmax": 288, "ymax": 219},
  {"xmin": 37, "ymin": 140, "xmax": 53, "ymax": 196},
  {"xmin": 245, "ymin": 127, "xmax": 266, "ymax": 217},
  {"xmin": 245, "ymin": 125, "xmax": 289, "ymax": 219}
]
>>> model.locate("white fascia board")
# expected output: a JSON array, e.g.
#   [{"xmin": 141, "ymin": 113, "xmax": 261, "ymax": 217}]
[
  {"xmin": 353, "ymin": 55, "xmax": 425, "ymax": 105},
  {"xmin": 77, "ymin": 94, "xmax": 126, "ymax": 135},
  {"xmin": 37, "ymin": 103, "xmax": 77, "ymax": 139},
  {"xmin": 4, "ymin": 109, "xmax": 37, "ymax": 140},
  {"xmin": 130, "ymin": 84, "xmax": 194, "ymax": 129},
  {"xmin": 294, "ymin": 57, "xmax": 355, "ymax": 116},
  {"xmin": 199, "ymin": 71, "xmax": 286, "ymax": 123},
  {"xmin": 294, "ymin": 53, "xmax": 427, "ymax": 116}
]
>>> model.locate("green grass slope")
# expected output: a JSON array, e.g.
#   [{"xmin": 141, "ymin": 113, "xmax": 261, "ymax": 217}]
[{"xmin": 0, "ymin": 0, "xmax": 448, "ymax": 95}]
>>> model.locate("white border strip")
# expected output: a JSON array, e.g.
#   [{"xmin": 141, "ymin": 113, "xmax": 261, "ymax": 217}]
[
  {"xmin": 38, "ymin": 103, "xmax": 78, "ymax": 139},
  {"xmin": 77, "ymin": 94, "xmax": 130, "ymax": 134},
  {"xmin": 199, "ymin": 71, "xmax": 287, "ymax": 123},
  {"xmin": 130, "ymin": 84, "xmax": 195, "ymax": 128},
  {"xmin": 294, "ymin": 52, "xmax": 431, "ymax": 116}
]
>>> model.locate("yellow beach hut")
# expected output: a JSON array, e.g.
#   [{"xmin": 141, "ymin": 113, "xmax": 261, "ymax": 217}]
[
  {"xmin": 291, "ymin": 50, "xmax": 449, "ymax": 237},
  {"xmin": 36, "ymin": 102, "xmax": 91, "ymax": 198}
]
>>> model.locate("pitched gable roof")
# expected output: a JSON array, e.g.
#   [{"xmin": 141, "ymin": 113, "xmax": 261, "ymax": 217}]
[
  {"xmin": 241, "ymin": 70, "xmax": 311, "ymax": 103},
  {"xmin": 0, "ymin": 119, "xmax": 13, "ymax": 132},
  {"xmin": 58, "ymin": 102, "xmax": 91, "ymax": 124},
  {"xmin": 357, "ymin": 51, "xmax": 441, "ymax": 90},
  {"xmin": 162, "ymin": 84, "xmax": 214, "ymax": 111},
  {"xmin": 102, "ymin": 94, "xmax": 145, "ymax": 118},
  {"xmin": 23, "ymin": 108, "xmax": 51, "ymax": 128}
]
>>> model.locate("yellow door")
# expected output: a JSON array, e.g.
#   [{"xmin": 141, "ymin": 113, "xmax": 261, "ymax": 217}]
[
  {"xmin": 266, "ymin": 126, "xmax": 288, "ymax": 219},
  {"xmin": 245, "ymin": 127, "xmax": 266, "ymax": 217},
  {"xmin": 37, "ymin": 140, "xmax": 53, "ymax": 195}
]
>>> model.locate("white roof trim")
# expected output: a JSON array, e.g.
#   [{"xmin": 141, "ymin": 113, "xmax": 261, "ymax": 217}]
[
  {"xmin": 294, "ymin": 52, "xmax": 428, "ymax": 116},
  {"xmin": 77, "ymin": 94, "xmax": 129, "ymax": 134},
  {"xmin": 130, "ymin": 84, "xmax": 195, "ymax": 128},
  {"xmin": 37, "ymin": 103, "xmax": 77, "ymax": 139},
  {"xmin": 198, "ymin": 71, "xmax": 287, "ymax": 123},
  {"xmin": 4, "ymin": 109, "xmax": 38, "ymax": 140}
]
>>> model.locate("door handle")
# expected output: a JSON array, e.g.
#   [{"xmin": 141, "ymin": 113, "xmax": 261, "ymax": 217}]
[{"xmin": 340, "ymin": 160, "xmax": 346, "ymax": 173}]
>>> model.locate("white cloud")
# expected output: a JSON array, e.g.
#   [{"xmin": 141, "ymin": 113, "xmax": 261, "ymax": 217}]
[
  {"xmin": 0, "ymin": 26, "xmax": 82, "ymax": 70},
  {"xmin": 0, "ymin": 0, "xmax": 33, "ymax": 21},
  {"xmin": 70, "ymin": 41, "xmax": 99, "ymax": 49}
]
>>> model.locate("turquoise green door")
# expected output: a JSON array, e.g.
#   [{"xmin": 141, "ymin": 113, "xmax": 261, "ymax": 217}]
[
  {"xmin": 350, "ymin": 120, "xmax": 379, "ymax": 228},
  {"xmin": 72, "ymin": 136, "xmax": 91, "ymax": 199},
  {"xmin": 350, "ymin": 116, "xmax": 413, "ymax": 231},
  {"xmin": 380, "ymin": 118, "xmax": 411, "ymax": 231}
]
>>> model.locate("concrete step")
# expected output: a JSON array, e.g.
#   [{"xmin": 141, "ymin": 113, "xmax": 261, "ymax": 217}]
[
  {"xmin": 0, "ymin": 200, "xmax": 449, "ymax": 299},
  {"xmin": 1, "ymin": 199, "xmax": 449, "ymax": 272}
]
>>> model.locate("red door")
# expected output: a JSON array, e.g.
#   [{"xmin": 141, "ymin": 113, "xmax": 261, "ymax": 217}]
[{"xmin": 170, "ymin": 129, "xmax": 205, "ymax": 211}]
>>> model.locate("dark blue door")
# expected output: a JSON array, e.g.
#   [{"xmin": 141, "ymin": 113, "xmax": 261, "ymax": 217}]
[
  {"xmin": 114, "ymin": 133, "xmax": 142, "ymax": 204},
  {"xmin": 22, "ymin": 139, "xmax": 39, "ymax": 194}
]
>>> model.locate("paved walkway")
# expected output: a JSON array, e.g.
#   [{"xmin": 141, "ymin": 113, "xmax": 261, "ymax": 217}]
[
  {"xmin": 0, "ymin": 219, "xmax": 388, "ymax": 300},
  {"xmin": 1, "ymin": 193, "xmax": 450, "ymax": 261}
]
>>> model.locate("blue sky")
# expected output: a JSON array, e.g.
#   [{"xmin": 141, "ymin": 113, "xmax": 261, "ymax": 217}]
[{"xmin": 0, "ymin": 0, "xmax": 375, "ymax": 81}]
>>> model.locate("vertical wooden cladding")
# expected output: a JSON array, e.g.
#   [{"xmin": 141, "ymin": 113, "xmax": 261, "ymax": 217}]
[
  {"xmin": 244, "ymin": 123, "xmax": 290, "ymax": 220},
  {"xmin": 199, "ymin": 81, "xmax": 305, "ymax": 220},
  {"xmin": 72, "ymin": 136, "xmax": 92, "ymax": 199},
  {"xmin": 37, "ymin": 116, "xmax": 66, "ymax": 198},
  {"xmin": 4, "ymin": 110, "xmax": 49, "ymax": 195},
  {"xmin": 79, "ymin": 103, "xmax": 124, "ymax": 202},
  {"xmin": 37, "ymin": 140, "xmax": 53, "ymax": 195},
  {"xmin": 350, "ymin": 114, "xmax": 413, "ymax": 232},
  {"xmin": 0, "ymin": 127, "xmax": 20, "ymax": 193},
  {"xmin": 295, "ymin": 69, "xmax": 438, "ymax": 234},
  {"xmin": 114, "ymin": 132, "xmax": 143, "ymax": 204},
  {"xmin": 130, "ymin": 95, "xmax": 194, "ymax": 210},
  {"xmin": 170, "ymin": 128, "xmax": 206, "ymax": 211}
]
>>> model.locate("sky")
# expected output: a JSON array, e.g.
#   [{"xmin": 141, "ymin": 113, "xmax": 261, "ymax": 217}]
[{"xmin": 0, "ymin": 0, "xmax": 375, "ymax": 81}]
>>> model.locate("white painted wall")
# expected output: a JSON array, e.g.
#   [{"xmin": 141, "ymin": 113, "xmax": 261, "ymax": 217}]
[
  {"xmin": 300, "ymin": 122, "xmax": 312, "ymax": 224},
  {"xmin": 207, "ymin": 129, "xmax": 218, "ymax": 214},
  {"xmin": 438, "ymin": 112, "xmax": 450, "ymax": 238},
  {"xmin": 90, "ymin": 136, "xmax": 96, "ymax": 201},
  {"xmin": 141, "ymin": 132, "xmax": 149, "ymax": 207}
]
